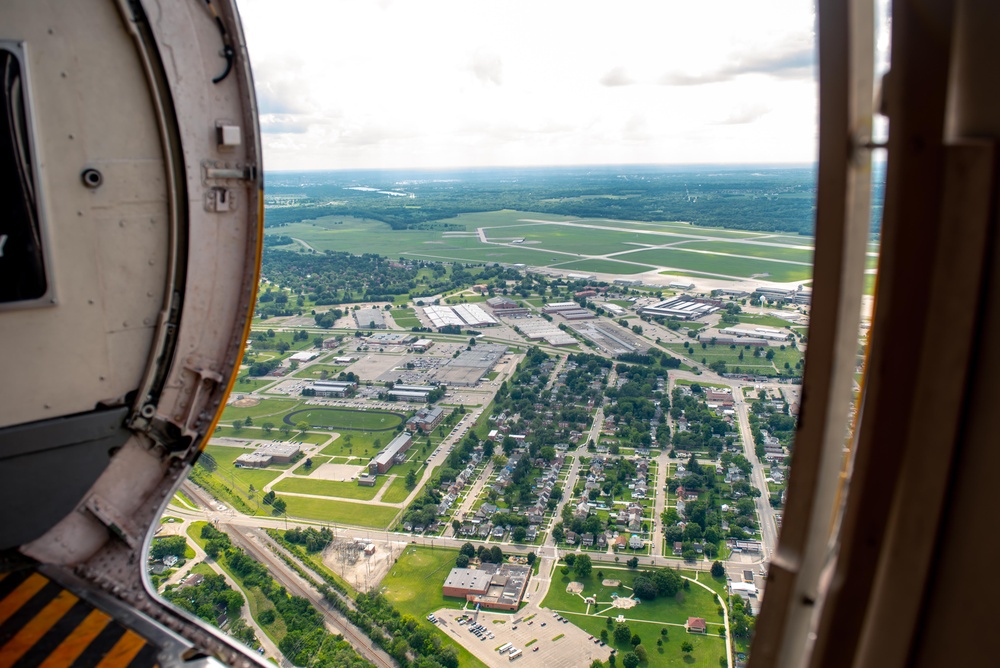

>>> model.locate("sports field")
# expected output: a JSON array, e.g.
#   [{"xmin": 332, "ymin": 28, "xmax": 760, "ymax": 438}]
[{"xmin": 283, "ymin": 407, "xmax": 406, "ymax": 431}]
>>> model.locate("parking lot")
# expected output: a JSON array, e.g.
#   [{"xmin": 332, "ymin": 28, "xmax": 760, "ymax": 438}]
[{"xmin": 431, "ymin": 607, "xmax": 609, "ymax": 668}]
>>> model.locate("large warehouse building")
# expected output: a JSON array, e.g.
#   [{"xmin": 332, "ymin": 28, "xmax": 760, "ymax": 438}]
[
  {"xmin": 639, "ymin": 295, "xmax": 722, "ymax": 321},
  {"xmin": 442, "ymin": 563, "xmax": 531, "ymax": 611},
  {"xmin": 422, "ymin": 304, "xmax": 498, "ymax": 329}
]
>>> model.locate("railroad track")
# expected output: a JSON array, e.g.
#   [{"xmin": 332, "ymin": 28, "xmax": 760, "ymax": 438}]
[{"xmin": 223, "ymin": 525, "xmax": 396, "ymax": 668}]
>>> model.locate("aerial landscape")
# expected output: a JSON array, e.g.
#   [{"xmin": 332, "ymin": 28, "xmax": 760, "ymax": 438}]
[{"xmin": 150, "ymin": 164, "xmax": 870, "ymax": 668}]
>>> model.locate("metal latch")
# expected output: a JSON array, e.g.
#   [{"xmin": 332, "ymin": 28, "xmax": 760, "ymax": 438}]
[{"xmin": 205, "ymin": 187, "xmax": 236, "ymax": 212}]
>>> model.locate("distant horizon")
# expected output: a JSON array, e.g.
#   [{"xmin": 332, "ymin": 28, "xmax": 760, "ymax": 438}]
[{"xmin": 264, "ymin": 162, "xmax": 820, "ymax": 176}]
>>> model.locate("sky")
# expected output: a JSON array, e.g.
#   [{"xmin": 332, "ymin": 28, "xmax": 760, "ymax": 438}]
[{"xmin": 236, "ymin": 0, "xmax": 879, "ymax": 171}]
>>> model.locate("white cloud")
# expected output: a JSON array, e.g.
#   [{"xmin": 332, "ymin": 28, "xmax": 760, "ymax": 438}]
[{"xmin": 236, "ymin": 0, "xmax": 820, "ymax": 170}]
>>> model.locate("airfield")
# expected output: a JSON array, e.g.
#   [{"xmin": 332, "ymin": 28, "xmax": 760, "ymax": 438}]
[{"xmin": 264, "ymin": 210, "xmax": 879, "ymax": 291}]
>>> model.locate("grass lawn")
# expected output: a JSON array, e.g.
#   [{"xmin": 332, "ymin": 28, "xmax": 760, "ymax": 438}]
[
  {"xmin": 541, "ymin": 567, "xmax": 723, "ymax": 627},
  {"xmin": 220, "ymin": 398, "xmax": 301, "ymax": 422},
  {"xmin": 231, "ymin": 377, "xmax": 277, "ymax": 391},
  {"xmin": 290, "ymin": 364, "xmax": 346, "ymax": 379},
  {"xmin": 551, "ymin": 258, "xmax": 651, "ymax": 275},
  {"xmin": 390, "ymin": 308, "xmax": 421, "ymax": 328},
  {"xmin": 212, "ymin": 426, "xmax": 330, "ymax": 445},
  {"xmin": 381, "ymin": 546, "xmax": 485, "ymax": 668},
  {"xmin": 381, "ymin": 474, "xmax": 417, "ymax": 503},
  {"xmin": 668, "ymin": 344, "xmax": 779, "ymax": 376},
  {"xmin": 633, "ymin": 248, "xmax": 812, "ymax": 281},
  {"xmin": 320, "ymin": 431, "xmax": 387, "ymax": 458},
  {"xmin": 293, "ymin": 456, "xmax": 330, "ymax": 474},
  {"xmin": 273, "ymin": 475, "xmax": 388, "ymax": 501},
  {"xmin": 680, "ymin": 240, "xmax": 814, "ymax": 264},
  {"xmin": 281, "ymin": 496, "xmax": 399, "ymax": 527}
]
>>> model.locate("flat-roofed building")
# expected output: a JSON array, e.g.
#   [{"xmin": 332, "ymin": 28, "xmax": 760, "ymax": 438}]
[
  {"xmin": 718, "ymin": 326, "xmax": 791, "ymax": 342},
  {"xmin": 411, "ymin": 338, "xmax": 434, "ymax": 352},
  {"xmin": 354, "ymin": 308, "xmax": 386, "ymax": 329},
  {"xmin": 442, "ymin": 563, "xmax": 531, "ymax": 611},
  {"xmin": 388, "ymin": 390, "xmax": 431, "ymax": 402},
  {"xmin": 289, "ymin": 351, "xmax": 319, "ymax": 363},
  {"xmin": 670, "ymin": 281, "xmax": 696, "ymax": 290},
  {"xmin": 307, "ymin": 380, "xmax": 356, "ymax": 397},
  {"xmin": 603, "ymin": 303, "xmax": 627, "ymax": 317},
  {"xmin": 236, "ymin": 442, "xmax": 301, "ymax": 468},
  {"xmin": 486, "ymin": 296, "xmax": 519, "ymax": 309},
  {"xmin": 639, "ymin": 295, "xmax": 722, "ymax": 321},
  {"xmin": 542, "ymin": 301, "xmax": 582, "ymax": 314},
  {"xmin": 369, "ymin": 432, "xmax": 413, "ymax": 474}
]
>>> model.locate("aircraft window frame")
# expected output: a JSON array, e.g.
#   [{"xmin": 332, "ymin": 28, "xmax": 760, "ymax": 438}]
[{"xmin": 0, "ymin": 40, "xmax": 55, "ymax": 310}]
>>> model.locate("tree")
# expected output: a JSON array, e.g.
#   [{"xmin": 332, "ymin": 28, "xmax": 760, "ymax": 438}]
[
  {"xmin": 573, "ymin": 554, "xmax": 593, "ymax": 578},
  {"xmin": 303, "ymin": 457, "xmax": 313, "ymax": 470},
  {"xmin": 513, "ymin": 526, "xmax": 527, "ymax": 542},
  {"xmin": 272, "ymin": 497, "xmax": 287, "ymax": 514},
  {"xmin": 460, "ymin": 542, "xmax": 476, "ymax": 558},
  {"xmin": 526, "ymin": 552, "xmax": 536, "ymax": 565},
  {"xmin": 614, "ymin": 623, "xmax": 633, "ymax": 645},
  {"xmin": 279, "ymin": 424, "xmax": 291, "ymax": 437},
  {"xmin": 627, "ymin": 556, "xmax": 639, "ymax": 569},
  {"xmin": 244, "ymin": 415, "xmax": 253, "ymax": 426},
  {"xmin": 600, "ymin": 629, "xmax": 609, "ymax": 643},
  {"xmin": 456, "ymin": 554, "xmax": 469, "ymax": 568},
  {"xmin": 231, "ymin": 419, "xmax": 242, "ymax": 433},
  {"xmin": 151, "ymin": 535, "xmax": 188, "ymax": 560},
  {"xmin": 405, "ymin": 469, "xmax": 418, "ymax": 489},
  {"xmin": 681, "ymin": 640, "xmax": 694, "ymax": 654},
  {"xmin": 591, "ymin": 661, "xmax": 604, "ymax": 668},
  {"xmin": 490, "ymin": 545, "xmax": 503, "ymax": 564},
  {"xmin": 634, "ymin": 645, "xmax": 648, "ymax": 662},
  {"xmin": 711, "ymin": 560, "xmax": 725, "ymax": 578},
  {"xmin": 622, "ymin": 652, "xmax": 640, "ymax": 668},
  {"xmin": 296, "ymin": 421, "xmax": 310, "ymax": 436},
  {"xmin": 631, "ymin": 633, "xmax": 641, "ymax": 647},
  {"xmin": 262, "ymin": 422, "xmax": 274, "ymax": 434}
]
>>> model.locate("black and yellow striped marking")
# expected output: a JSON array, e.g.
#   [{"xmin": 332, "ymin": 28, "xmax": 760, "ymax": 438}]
[{"xmin": 0, "ymin": 571, "xmax": 158, "ymax": 668}]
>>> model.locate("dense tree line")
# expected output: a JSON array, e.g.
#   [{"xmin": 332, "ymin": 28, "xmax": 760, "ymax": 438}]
[{"xmin": 185, "ymin": 524, "xmax": 370, "ymax": 666}]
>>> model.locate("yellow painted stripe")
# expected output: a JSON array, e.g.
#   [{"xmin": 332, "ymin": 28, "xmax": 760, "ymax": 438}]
[
  {"xmin": 94, "ymin": 630, "xmax": 147, "ymax": 668},
  {"xmin": 0, "ymin": 589, "xmax": 79, "ymax": 668},
  {"xmin": 0, "ymin": 573, "xmax": 49, "ymax": 626},
  {"xmin": 37, "ymin": 609, "xmax": 112, "ymax": 668}
]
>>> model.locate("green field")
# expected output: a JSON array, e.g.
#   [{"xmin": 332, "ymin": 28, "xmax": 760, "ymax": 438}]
[
  {"xmin": 212, "ymin": 426, "xmax": 331, "ymax": 445},
  {"xmin": 280, "ymin": 495, "xmax": 399, "ymax": 527},
  {"xmin": 283, "ymin": 407, "xmax": 406, "ymax": 431},
  {"xmin": 273, "ymin": 475, "xmax": 388, "ymax": 501},
  {"xmin": 220, "ymin": 398, "xmax": 300, "ymax": 422},
  {"xmin": 679, "ymin": 240, "xmax": 814, "ymax": 264},
  {"xmin": 381, "ymin": 546, "xmax": 486, "ymax": 668},
  {"xmin": 551, "ymin": 258, "xmax": 651, "ymax": 275},
  {"xmin": 390, "ymin": 308, "xmax": 421, "ymax": 328},
  {"xmin": 231, "ymin": 377, "xmax": 277, "ymax": 392},
  {"xmin": 290, "ymin": 364, "xmax": 346, "ymax": 379},
  {"xmin": 638, "ymin": 248, "xmax": 812, "ymax": 281},
  {"xmin": 667, "ymin": 344, "xmax": 797, "ymax": 377}
]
